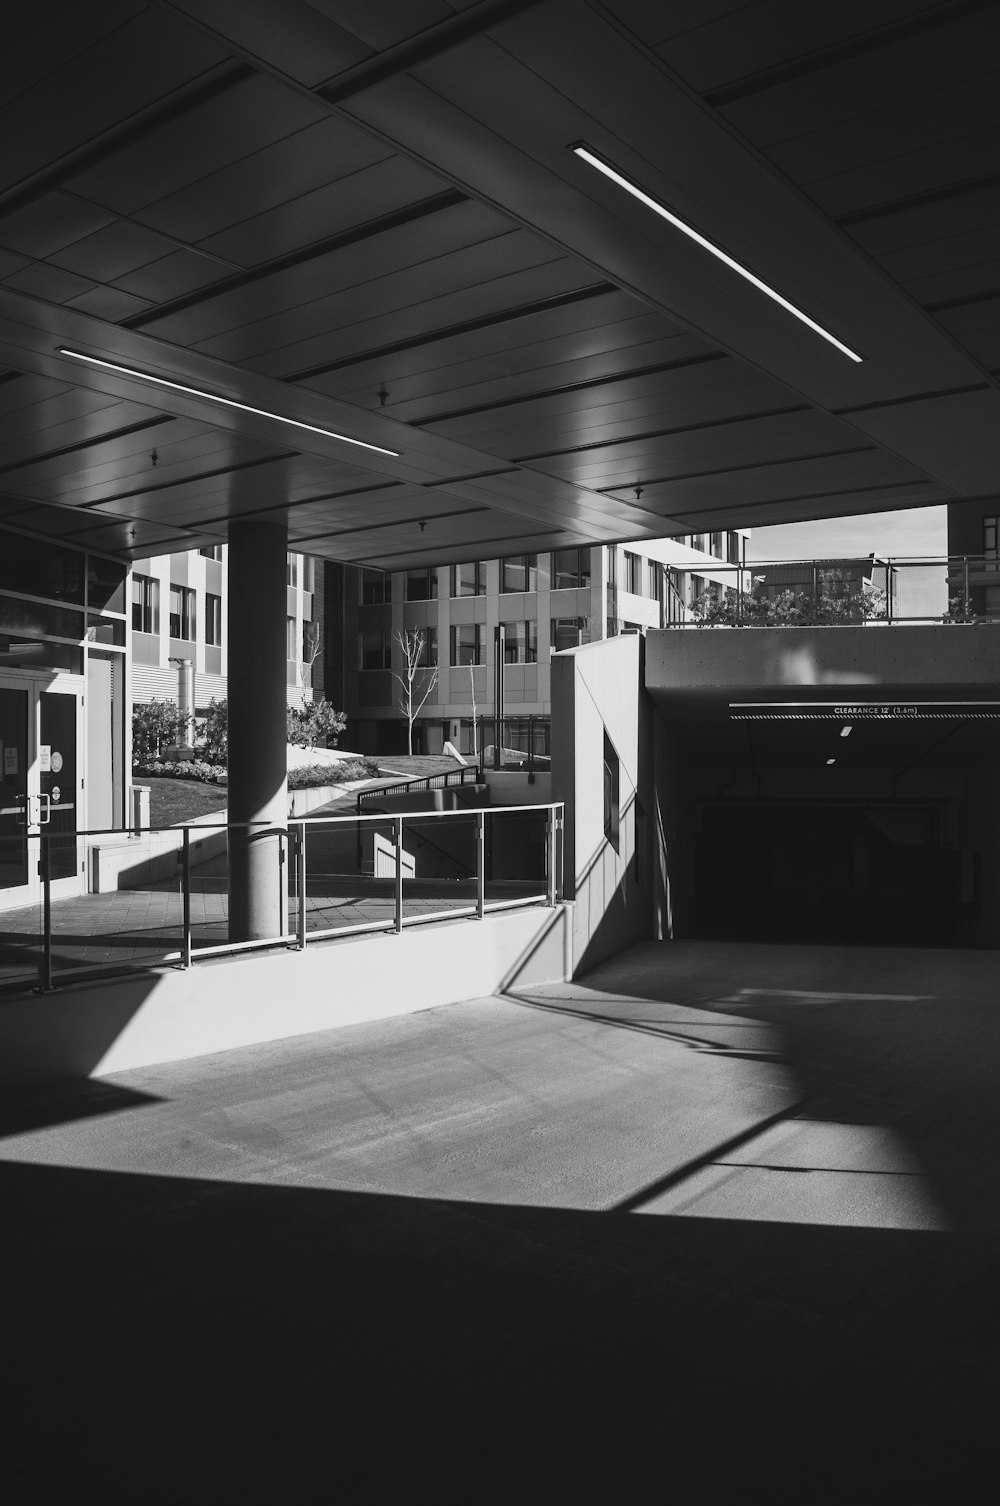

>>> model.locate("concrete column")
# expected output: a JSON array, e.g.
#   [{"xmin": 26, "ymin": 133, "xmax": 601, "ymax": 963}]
[{"xmin": 227, "ymin": 521, "xmax": 288, "ymax": 940}]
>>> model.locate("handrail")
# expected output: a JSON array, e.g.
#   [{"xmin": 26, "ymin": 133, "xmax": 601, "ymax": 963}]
[
  {"xmin": 0, "ymin": 801, "xmax": 563, "ymax": 996},
  {"xmin": 356, "ymin": 764, "xmax": 480, "ymax": 812}
]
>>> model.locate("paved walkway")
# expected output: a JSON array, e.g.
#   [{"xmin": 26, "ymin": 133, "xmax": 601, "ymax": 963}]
[{"xmin": 2, "ymin": 940, "xmax": 999, "ymax": 1497}]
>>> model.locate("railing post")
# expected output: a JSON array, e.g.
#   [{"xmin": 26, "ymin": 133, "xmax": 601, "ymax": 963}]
[
  {"xmin": 476, "ymin": 810, "xmax": 486, "ymax": 918},
  {"xmin": 182, "ymin": 827, "xmax": 192, "ymax": 968},
  {"xmin": 546, "ymin": 807, "xmax": 557, "ymax": 906},
  {"xmin": 394, "ymin": 816, "xmax": 404, "ymax": 933},
  {"xmin": 40, "ymin": 832, "xmax": 53, "ymax": 991},
  {"xmin": 296, "ymin": 821, "xmax": 307, "ymax": 950},
  {"xmin": 886, "ymin": 561, "xmax": 893, "ymax": 625}
]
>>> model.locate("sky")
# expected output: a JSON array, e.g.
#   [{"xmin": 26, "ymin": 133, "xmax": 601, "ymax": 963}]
[{"xmin": 746, "ymin": 505, "xmax": 947, "ymax": 562}]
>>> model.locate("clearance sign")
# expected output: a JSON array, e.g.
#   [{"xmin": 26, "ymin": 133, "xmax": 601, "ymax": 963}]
[{"xmin": 729, "ymin": 702, "xmax": 1000, "ymax": 721}]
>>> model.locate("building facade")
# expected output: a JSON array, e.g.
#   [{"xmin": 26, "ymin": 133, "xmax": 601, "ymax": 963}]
[
  {"xmin": 327, "ymin": 533, "xmax": 746, "ymax": 757},
  {"xmin": 0, "ymin": 522, "xmax": 129, "ymax": 909},
  {"xmin": 130, "ymin": 547, "xmax": 324, "ymax": 712}
]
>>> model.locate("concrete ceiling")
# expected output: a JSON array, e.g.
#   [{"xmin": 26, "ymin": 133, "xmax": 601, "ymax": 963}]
[{"xmin": 1, "ymin": 0, "xmax": 998, "ymax": 567}]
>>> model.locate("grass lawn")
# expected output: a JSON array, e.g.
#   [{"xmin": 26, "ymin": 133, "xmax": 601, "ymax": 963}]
[{"xmin": 140, "ymin": 776, "xmax": 227, "ymax": 828}]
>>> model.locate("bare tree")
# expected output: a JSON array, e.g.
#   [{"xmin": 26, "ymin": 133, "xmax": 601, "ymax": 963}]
[
  {"xmin": 293, "ymin": 620, "xmax": 324, "ymax": 703},
  {"xmin": 394, "ymin": 627, "xmax": 438, "ymax": 755}
]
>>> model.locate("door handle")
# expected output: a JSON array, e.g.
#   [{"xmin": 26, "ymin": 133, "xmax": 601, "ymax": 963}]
[{"xmin": 37, "ymin": 793, "xmax": 51, "ymax": 825}]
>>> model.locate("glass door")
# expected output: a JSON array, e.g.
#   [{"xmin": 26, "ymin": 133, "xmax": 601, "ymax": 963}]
[
  {"xmin": 0, "ymin": 683, "xmax": 31, "ymax": 907},
  {"xmin": 0, "ymin": 674, "xmax": 84, "ymax": 910},
  {"xmin": 40, "ymin": 685, "xmax": 84, "ymax": 897}
]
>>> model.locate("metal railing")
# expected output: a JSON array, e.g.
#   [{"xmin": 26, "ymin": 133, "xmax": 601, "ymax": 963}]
[
  {"xmin": 663, "ymin": 556, "xmax": 1000, "ymax": 628},
  {"xmin": 0, "ymin": 802, "xmax": 564, "ymax": 995},
  {"xmin": 356, "ymin": 764, "xmax": 480, "ymax": 812}
]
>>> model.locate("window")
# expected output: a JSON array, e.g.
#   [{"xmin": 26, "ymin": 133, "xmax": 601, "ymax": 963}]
[
  {"xmin": 450, "ymin": 561, "xmax": 485, "ymax": 597},
  {"xmin": 727, "ymin": 531, "xmax": 741, "ymax": 564},
  {"xmin": 550, "ymin": 616, "xmax": 590, "ymax": 652},
  {"xmin": 405, "ymin": 568, "xmax": 437, "ymax": 601},
  {"xmin": 168, "ymin": 584, "xmax": 195, "ymax": 640},
  {"xmin": 985, "ymin": 517, "xmax": 998, "ymax": 572},
  {"xmin": 199, "ymin": 545, "xmax": 223, "ymax": 561},
  {"xmin": 501, "ymin": 621, "xmax": 538, "ymax": 663},
  {"xmin": 131, "ymin": 574, "xmax": 159, "ymax": 634},
  {"xmin": 414, "ymin": 626, "xmax": 438, "ymax": 667},
  {"xmin": 711, "ymin": 532, "xmax": 725, "ymax": 560},
  {"xmin": 450, "ymin": 623, "xmax": 483, "ymax": 666},
  {"xmin": 551, "ymin": 549, "xmax": 591, "ymax": 590},
  {"xmin": 205, "ymin": 593, "xmax": 222, "ymax": 646},
  {"xmin": 286, "ymin": 616, "xmax": 298, "ymax": 661},
  {"xmin": 623, "ymin": 551, "xmax": 641, "ymax": 595},
  {"xmin": 603, "ymin": 731, "xmax": 620, "ymax": 853},
  {"xmin": 648, "ymin": 560, "xmax": 661, "ymax": 600},
  {"xmin": 359, "ymin": 630, "xmax": 391, "ymax": 670},
  {"xmin": 361, "ymin": 568, "xmax": 391, "ymax": 604},
  {"xmin": 286, "ymin": 553, "xmax": 298, "ymax": 588},
  {"xmin": 501, "ymin": 554, "xmax": 537, "ymax": 593}
]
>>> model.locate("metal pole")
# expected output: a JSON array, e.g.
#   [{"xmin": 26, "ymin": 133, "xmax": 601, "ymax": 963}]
[
  {"xmin": 476, "ymin": 810, "xmax": 486, "ymax": 918},
  {"xmin": 546, "ymin": 808, "xmax": 556, "ymax": 906},
  {"xmin": 296, "ymin": 821, "xmax": 307, "ymax": 950},
  {"xmin": 394, "ymin": 816, "xmax": 403, "ymax": 933},
  {"xmin": 40, "ymin": 832, "xmax": 53, "ymax": 991},
  {"xmin": 182, "ymin": 827, "xmax": 192, "ymax": 967},
  {"xmin": 493, "ymin": 624, "xmax": 505, "ymax": 770}
]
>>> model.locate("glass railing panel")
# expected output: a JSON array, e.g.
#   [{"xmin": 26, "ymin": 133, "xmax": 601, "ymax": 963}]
[
  {"xmin": 184, "ymin": 820, "xmax": 236, "ymax": 953},
  {"xmin": 483, "ymin": 807, "xmax": 549, "ymax": 908},
  {"xmin": 400, "ymin": 812, "xmax": 478, "ymax": 924},
  {"xmin": 298, "ymin": 815, "xmax": 398, "ymax": 936}
]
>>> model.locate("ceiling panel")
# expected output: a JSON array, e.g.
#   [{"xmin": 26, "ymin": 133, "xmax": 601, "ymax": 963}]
[{"xmin": 0, "ymin": 0, "xmax": 996, "ymax": 570}]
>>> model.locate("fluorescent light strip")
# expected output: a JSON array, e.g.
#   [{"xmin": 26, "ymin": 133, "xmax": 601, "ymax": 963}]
[
  {"xmin": 57, "ymin": 349, "xmax": 401, "ymax": 457},
  {"xmin": 572, "ymin": 145, "xmax": 863, "ymax": 365}
]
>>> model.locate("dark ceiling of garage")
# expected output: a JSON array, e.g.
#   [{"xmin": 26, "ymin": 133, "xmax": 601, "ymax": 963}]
[{"xmin": 1, "ymin": 1, "xmax": 998, "ymax": 567}]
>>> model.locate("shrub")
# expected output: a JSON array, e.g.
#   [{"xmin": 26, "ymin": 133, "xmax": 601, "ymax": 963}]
[
  {"xmin": 287, "ymin": 699, "xmax": 347, "ymax": 748},
  {"xmin": 133, "ymin": 759, "xmax": 227, "ymax": 783},
  {"xmin": 288, "ymin": 759, "xmax": 378, "ymax": 788},
  {"xmin": 187, "ymin": 697, "xmax": 348, "ymax": 763},
  {"xmin": 132, "ymin": 700, "xmax": 182, "ymax": 763},
  {"xmin": 200, "ymin": 698, "xmax": 229, "ymax": 764}
]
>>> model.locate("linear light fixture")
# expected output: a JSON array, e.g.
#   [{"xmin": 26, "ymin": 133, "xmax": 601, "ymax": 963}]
[
  {"xmin": 56, "ymin": 349, "xmax": 401, "ymax": 457},
  {"xmin": 572, "ymin": 145, "xmax": 864, "ymax": 364},
  {"xmin": 840, "ymin": 725, "xmax": 853, "ymax": 737}
]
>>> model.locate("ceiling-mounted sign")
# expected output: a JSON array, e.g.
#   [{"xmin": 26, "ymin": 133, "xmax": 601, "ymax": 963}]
[{"xmin": 730, "ymin": 701, "xmax": 1000, "ymax": 721}]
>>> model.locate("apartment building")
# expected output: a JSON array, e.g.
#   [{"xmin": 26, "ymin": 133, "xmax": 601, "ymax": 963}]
[
  {"xmin": 130, "ymin": 547, "xmax": 324, "ymax": 712},
  {"xmin": 327, "ymin": 532, "xmax": 746, "ymax": 757}
]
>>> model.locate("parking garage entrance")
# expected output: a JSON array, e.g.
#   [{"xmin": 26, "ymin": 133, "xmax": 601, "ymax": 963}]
[{"xmin": 669, "ymin": 701, "xmax": 1000, "ymax": 949}]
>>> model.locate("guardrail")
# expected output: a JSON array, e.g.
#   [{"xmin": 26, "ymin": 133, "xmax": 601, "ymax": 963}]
[
  {"xmin": 665, "ymin": 556, "xmax": 1000, "ymax": 627},
  {"xmin": 0, "ymin": 802, "xmax": 564, "ymax": 995},
  {"xmin": 356, "ymin": 764, "xmax": 481, "ymax": 812}
]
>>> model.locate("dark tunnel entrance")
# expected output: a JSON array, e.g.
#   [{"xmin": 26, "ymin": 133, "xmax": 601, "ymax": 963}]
[
  {"xmin": 664, "ymin": 703, "xmax": 1000, "ymax": 949},
  {"xmin": 693, "ymin": 800, "xmax": 968, "ymax": 945}
]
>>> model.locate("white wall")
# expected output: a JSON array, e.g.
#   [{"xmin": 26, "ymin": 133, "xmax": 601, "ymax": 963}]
[{"xmin": 551, "ymin": 633, "xmax": 653, "ymax": 974}]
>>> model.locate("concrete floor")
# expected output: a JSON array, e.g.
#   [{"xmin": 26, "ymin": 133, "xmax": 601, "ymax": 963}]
[{"xmin": 3, "ymin": 939, "xmax": 1000, "ymax": 1496}]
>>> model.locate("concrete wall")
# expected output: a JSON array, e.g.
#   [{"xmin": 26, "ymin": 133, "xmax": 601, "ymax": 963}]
[
  {"xmin": 551, "ymin": 633, "xmax": 654, "ymax": 973},
  {"xmin": 646, "ymin": 622, "xmax": 1000, "ymax": 699},
  {"xmin": 0, "ymin": 904, "xmax": 571, "ymax": 1088}
]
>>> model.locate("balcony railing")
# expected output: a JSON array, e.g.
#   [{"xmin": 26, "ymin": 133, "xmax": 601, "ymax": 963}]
[
  {"xmin": 0, "ymin": 802, "xmax": 564, "ymax": 995},
  {"xmin": 663, "ymin": 556, "xmax": 1000, "ymax": 628}
]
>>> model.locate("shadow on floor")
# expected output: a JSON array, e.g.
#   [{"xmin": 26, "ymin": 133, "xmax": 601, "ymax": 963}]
[
  {"xmin": 2, "ymin": 1155, "xmax": 996, "ymax": 1498},
  {"xmin": 524, "ymin": 940, "xmax": 1000, "ymax": 1235}
]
